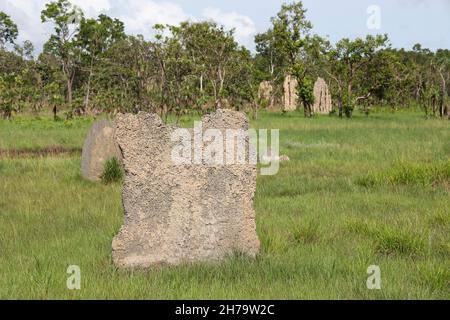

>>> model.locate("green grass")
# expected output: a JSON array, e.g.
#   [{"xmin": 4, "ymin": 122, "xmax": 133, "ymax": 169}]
[
  {"xmin": 0, "ymin": 116, "xmax": 93, "ymax": 149},
  {"xmin": 357, "ymin": 160, "xmax": 450, "ymax": 187},
  {"xmin": 0, "ymin": 111, "xmax": 449, "ymax": 299},
  {"xmin": 101, "ymin": 157, "xmax": 124, "ymax": 184}
]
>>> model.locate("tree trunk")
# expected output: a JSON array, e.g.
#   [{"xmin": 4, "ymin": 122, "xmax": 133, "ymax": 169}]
[
  {"xmin": 438, "ymin": 70, "xmax": 447, "ymax": 118},
  {"xmin": 67, "ymin": 78, "xmax": 73, "ymax": 105},
  {"xmin": 304, "ymin": 102, "xmax": 312, "ymax": 118},
  {"xmin": 338, "ymin": 98, "xmax": 343, "ymax": 118},
  {"xmin": 84, "ymin": 57, "xmax": 94, "ymax": 115},
  {"xmin": 252, "ymin": 101, "xmax": 258, "ymax": 120}
]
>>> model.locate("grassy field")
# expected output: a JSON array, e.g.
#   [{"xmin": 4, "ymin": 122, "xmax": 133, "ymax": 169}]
[{"xmin": 0, "ymin": 111, "xmax": 449, "ymax": 299}]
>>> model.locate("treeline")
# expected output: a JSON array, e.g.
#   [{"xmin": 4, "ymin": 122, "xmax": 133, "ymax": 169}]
[{"xmin": 0, "ymin": 0, "xmax": 449, "ymax": 120}]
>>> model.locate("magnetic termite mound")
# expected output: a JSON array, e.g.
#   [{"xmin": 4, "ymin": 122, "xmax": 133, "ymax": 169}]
[{"xmin": 112, "ymin": 109, "xmax": 260, "ymax": 269}]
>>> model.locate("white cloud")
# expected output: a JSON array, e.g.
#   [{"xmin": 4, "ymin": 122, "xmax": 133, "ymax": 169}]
[
  {"xmin": 0, "ymin": 0, "xmax": 256, "ymax": 52},
  {"xmin": 1, "ymin": 0, "xmax": 50, "ymax": 51},
  {"xmin": 71, "ymin": 0, "xmax": 111, "ymax": 16},
  {"xmin": 113, "ymin": 0, "xmax": 193, "ymax": 38},
  {"xmin": 0, "ymin": 0, "xmax": 112, "ymax": 51},
  {"xmin": 395, "ymin": 0, "xmax": 450, "ymax": 9},
  {"xmin": 0, "ymin": 0, "xmax": 192, "ymax": 51},
  {"xmin": 202, "ymin": 7, "xmax": 256, "ymax": 47}
]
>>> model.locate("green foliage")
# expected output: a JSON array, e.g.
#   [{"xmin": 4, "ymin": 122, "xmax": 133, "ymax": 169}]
[
  {"xmin": 324, "ymin": 34, "xmax": 390, "ymax": 117},
  {"xmin": 255, "ymin": 1, "xmax": 317, "ymax": 113},
  {"xmin": 100, "ymin": 157, "xmax": 123, "ymax": 184},
  {"xmin": 299, "ymin": 77, "xmax": 314, "ymax": 103},
  {"xmin": 0, "ymin": 0, "xmax": 449, "ymax": 119},
  {"xmin": 271, "ymin": 2, "xmax": 312, "ymax": 68},
  {"xmin": 41, "ymin": 0, "xmax": 84, "ymax": 105},
  {"xmin": 0, "ymin": 11, "xmax": 18, "ymax": 47},
  {"xmin": 343, "ymin": 96, "xmax": 354, "ymax": 118}
]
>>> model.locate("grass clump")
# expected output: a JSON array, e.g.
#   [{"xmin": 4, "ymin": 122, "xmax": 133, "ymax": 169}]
[
  {"xmin": 259, "ymin": 225, "xmax": 289, "ymax": 255},
  {"xmin": 357, "ymin": 160, "xmax": 450, "ymax": 187},
  {"xmin": 344, "ymin": 219, "xmax": 426, "ymax": 258},
  {"xmin": 373, "ymin": 227, "xmax": 426, "ymax": 258},
  {"xmin": 101, "ymin": 157, "xmax": 123, "ymax": 184},
  {"xmin": 290, "ymin": 219, "xmax": 321, "ymax": 245}
]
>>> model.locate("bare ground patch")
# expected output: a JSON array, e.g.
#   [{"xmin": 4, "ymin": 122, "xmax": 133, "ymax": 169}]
[{"xmin": 0, "ymin": 146, "xmax": 81, "ymax": 158}]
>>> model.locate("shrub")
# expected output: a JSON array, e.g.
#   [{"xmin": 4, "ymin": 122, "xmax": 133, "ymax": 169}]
[
  {"xmin": 101, "ymin": 157, "xmax": 123, "ymax": 184},
  {"xmin": 343, "ymin": 103, "xmax": 354, "ymax": 118}
]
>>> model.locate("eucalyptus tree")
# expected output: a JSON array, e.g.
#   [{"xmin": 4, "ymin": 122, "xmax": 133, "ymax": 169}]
[
  {"xmin": 189, "ymin": 22, "xmax": 238, "ymax": 109},
  {"xmin": 255, "ymin": 1, "xmax": 316, "ymax": 115},
  {"xmin": 78, "ymin": 14, "xmax": 125, "ymax": 113},
  {"xmin": 227, "ymin": 46, "xmax": 259, "ymax": 117},
  {"xmin": 0, "ymin": 12, "xmax": 18, "ymax": 49},
  {"xmin": 0, "ymin": 13, "xmax": 35, "ymax": 118},
  {"xmin": 41, "ymin": 0, "xmax": 84, "ymax": 105},
  {"xmin": 254, "ymin": 27, "xmax": 284, "ymax": 98},
  {"xmin": 324, "ymin": 34, "xmax": 389, "ymax": 117},
  {"xmin": 157, "ymin": 21, "xmax": 242, "ymax": 114},
  {"xmin": 435, "ymin": 49, "xmax": 450, "ymax": 118}
]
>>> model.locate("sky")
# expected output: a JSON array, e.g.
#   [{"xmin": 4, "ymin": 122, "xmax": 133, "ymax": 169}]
[{"xmin": 1, "ymin": 0, "xmax": 449, "ymax": 54}]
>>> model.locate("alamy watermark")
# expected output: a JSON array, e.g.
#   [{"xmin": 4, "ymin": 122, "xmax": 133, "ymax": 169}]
[
  {"xmin": 67, "ymin": 265, "xmax": 81, "ymax": 290},
  {"xmin": 366, "ymin": 265, "xmax": 381, "ymax": 290},
  {"xmin": 171, "ymin": 121, "xmax": 280, "ymax": 175},
  {"xmin": 367, "ymin": 5, "xmax": 381, "ymax": 30}
]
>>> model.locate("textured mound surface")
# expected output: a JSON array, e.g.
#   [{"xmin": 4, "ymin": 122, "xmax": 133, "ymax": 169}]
[
  {"xmin": 112, "ymin": 110, "xmax": 260, "ymax": 268},
  {"xmin": 81, "ymin": 120, "xmax": 122, "ymax": 181}
]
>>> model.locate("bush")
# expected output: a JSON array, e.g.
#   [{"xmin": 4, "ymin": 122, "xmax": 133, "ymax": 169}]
[
  {"xmin": 343, "ymin": 103, "xmax": 354, "ymax": 118},
  {"xmin": 101, "ymin": 157, "xmax": 123, "ymax": 184}
]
